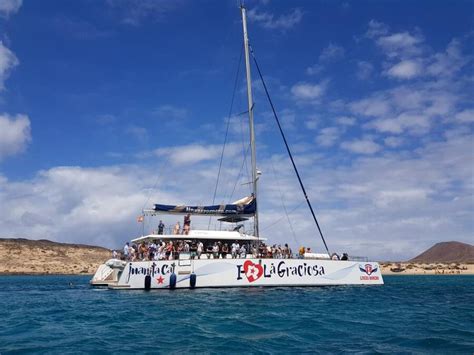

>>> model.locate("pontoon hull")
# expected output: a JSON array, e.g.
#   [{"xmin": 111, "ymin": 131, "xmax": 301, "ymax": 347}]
[{"xmin": 106, "ymin": 258, "xmax": 383, "ymax": 289}]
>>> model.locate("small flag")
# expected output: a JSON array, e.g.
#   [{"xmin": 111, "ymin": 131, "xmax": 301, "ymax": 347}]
[{"xmin": 137, "ymin": 215, "xmax": 144, "ymax": 223}]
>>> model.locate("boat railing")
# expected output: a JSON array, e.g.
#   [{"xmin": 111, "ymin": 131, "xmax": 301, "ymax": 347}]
[
  {"xmin": 348, "ymin": 255, "xmax": 369, "ymax": 262},
  {"xmin": 149, "ymin": 224, "xmax": 248, "ymax": 236}
]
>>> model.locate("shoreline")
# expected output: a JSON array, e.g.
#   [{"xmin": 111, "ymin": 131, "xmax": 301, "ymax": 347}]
[
  {"xmin": 1, "ymin": 262, "xmax": 473, "ymax": 277},
  {"xmin": 380, "ymin": 262, "xmax": 474, "ymax": 276}
]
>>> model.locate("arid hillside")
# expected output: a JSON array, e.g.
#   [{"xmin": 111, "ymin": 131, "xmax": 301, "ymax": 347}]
[
  {"xmin": 409, "ymin": 241, "xmax": 474, "ymax": 263},
  {"xmin": 0, "ymin": 238, "xmax": 111, "ymax": 275}
]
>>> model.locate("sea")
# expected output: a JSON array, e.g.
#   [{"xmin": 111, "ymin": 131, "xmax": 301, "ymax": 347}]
[{"xmin": 0, "ymin": 275, "xmax": 473, "ymax": 354}]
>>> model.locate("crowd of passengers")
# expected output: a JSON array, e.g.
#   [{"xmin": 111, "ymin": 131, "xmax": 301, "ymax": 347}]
[
  {"xmin": 120, "ymin": 240, "xmax": 297, "ymax": 261},
  {"xmin": 115, "ymin": 240, "xmax": 350, "ymax": 261}
]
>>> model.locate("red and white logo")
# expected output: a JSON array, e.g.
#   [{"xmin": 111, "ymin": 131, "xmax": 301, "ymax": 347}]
[{"xmin": 243, "ymin": 260, "xmax": 263, "ymax": 283}]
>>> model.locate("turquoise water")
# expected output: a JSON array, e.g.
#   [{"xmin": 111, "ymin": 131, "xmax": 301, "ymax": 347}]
[{"xmin": 0, "ymin": 275, "xmax": 473, "ymax": 354}]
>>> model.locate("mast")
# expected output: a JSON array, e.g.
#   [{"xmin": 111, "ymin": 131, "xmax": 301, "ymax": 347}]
[{"xmin": 240, "ymin": 5, "xmax": 259, "ymax": 238}]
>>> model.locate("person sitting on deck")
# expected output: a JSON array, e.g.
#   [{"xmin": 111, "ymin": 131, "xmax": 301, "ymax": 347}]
[
  {"xmin": 173, "ymin": 222, "xmax": 180, "ymax": 235},
  {"xmin": 190, "ymin": 240, "xmax": 197, "ymax": 259},
  {"xmin": 341, "ymin": 253, "xmax": 348, "ymax": 261},
  {"xmin": 221, "ymin": 243, "xmax": 229, "ymax": 259},
  {"xmin": 239, "ymin": 244, "xmax": 247, "ymax": 258},
  {"xmin": 212, "ymin": 242, "xmax": 219, "ymax": 259},
  {"xmin": 206, "ymin": 244, "xmax": 213, "ymax": 259},
  {"xmin": 298, "ymin": 246, "xmax": 305, "ymax": 259}
]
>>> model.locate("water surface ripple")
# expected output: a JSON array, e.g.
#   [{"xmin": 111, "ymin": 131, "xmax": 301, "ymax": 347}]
[{"xmin": 0, "ymin": 275, "xmax": 473, "ymax": 353}]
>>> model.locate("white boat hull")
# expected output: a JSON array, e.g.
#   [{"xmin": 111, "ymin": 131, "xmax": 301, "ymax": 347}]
[{"xmin": 107, "ymin": 258, "xmax": 383, "ymax": 289}]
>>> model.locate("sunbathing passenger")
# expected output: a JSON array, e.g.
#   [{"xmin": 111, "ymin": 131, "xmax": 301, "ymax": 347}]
[{"xmin": 173, "ymin": 222, "xmax": 181, "ymax": 235}]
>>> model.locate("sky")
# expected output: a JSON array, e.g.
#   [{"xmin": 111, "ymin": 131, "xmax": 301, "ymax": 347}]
[{"xmin": 0, "ymin": 0, "xmax": 473, "ymax": 260}]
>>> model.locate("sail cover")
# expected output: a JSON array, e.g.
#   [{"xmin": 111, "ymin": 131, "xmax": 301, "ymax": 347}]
[{"xmin": 153, "ymin": 195, "xmax": 256, "ymax": 216}]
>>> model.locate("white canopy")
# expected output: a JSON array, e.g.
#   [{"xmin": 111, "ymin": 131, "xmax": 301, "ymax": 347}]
[{"xmin": 131, "ymin": 229, "xmax": 266, "ymax": 243}]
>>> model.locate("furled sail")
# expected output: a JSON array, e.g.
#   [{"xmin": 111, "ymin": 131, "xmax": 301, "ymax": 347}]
[{"xmin": 153, "ymin": 195, "xmax": 256, "ymax": 216}]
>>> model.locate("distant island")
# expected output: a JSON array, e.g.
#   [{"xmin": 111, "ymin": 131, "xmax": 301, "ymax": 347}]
[
  {"xmin": 380, "ymin": 241, "xmax": 474, "ymax": 275},
  {"xmin": 0, "ymin": 238, "xmax": 111, "ymax": 275},
  {"xmin": 0, "ymin": 238, "xmax": 472, "ymax": 275}
]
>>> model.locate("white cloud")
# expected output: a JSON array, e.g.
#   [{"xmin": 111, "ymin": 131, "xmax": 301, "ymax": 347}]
[
  {"xmin": 306, "ymin": 43, "xmax": 345, "ymax": 76},
  {"xmin": 0, "ymin": 0, "xmax": 22, "ymax": 18},
  {"xmin": 386, "ymin": 59, "xmax": 422, "ymax": 79},
  {"xmin": 0, "ymin": 131, "xmax": 472, "ymax": 260},
  {"xmin": 356, "ymin": 61, "xmax": 374, "ymax": 80},
  {"xmin": 319, "ymin": 43, "xmax": 345, "ymax": 62},
  {"xmin": 366, "ymin": 19, "xmax": 389, "ymax": 38},
  {"xmin": 365, "ymin": 112, "xmax": 430, "ymax": 135},
  {"xmin": 0, "ymin": 41, "xmax": 19, "ymax": 90},
  {"xmin": 0, "ymin": 114, "xmax": 31, "ymax": 161},
  {"xmin": 341, "ymin": 139, "xmax": 381, "ymax": 154},
  {"xmin": 152, "ymin": 104, "xmax": 188, "ymax": 120},
  {"xmin": 247, "ymin": 8, "xmax": 303, "ymax": 30},
  {"xmin": 315, "ymin": 127, "xmax": 340, "ymax": 147},
  {"xmin": 291, "ymin": 81, "xmax": 327, "ymax": 101},
  {"xmin": 376, "ymin": 31, "xmax": 424, "ymax": 58},
  {"xmin": 350, "ymin": 94, "xmax": 391, "ymax": 117},
  {"xmin": 106, "ymin": 0, "xmax": 182, "ymax": 26},
  {"xmin": 304, "ymin": 115, "xmax": 319, "ymax": 130},
  {"xmin": 154, "ymin": 143, "xmax": 241, "ymax": 166},
  {"xmin": 336, "ymin": 116, "xmax": 356, "ymax": 126},
  {"xmin": 384, "ymin": 136, "xmax": 404, "ymax": 148},
  {"xmin": 306, "ymin": 63, "xmax": 324, "ymax": 76},
  {"xmin": 126, "ymin": 125, "xmax": 148, "ymax": 141},
  {"xmin": 427, "ymin": 39, "xmax": 470, "ymax": 78},
  {"xmin": 455, "ymin": 109, "xmax": 474, "ymax": 123}
]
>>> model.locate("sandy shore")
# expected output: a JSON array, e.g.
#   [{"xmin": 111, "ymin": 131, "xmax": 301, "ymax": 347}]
[
  {"xmin": 1, "ymin": 238, "xmax": 473, "ymax": 276},
  {"xmin": 0, "ymin": 238, "xmax": 111, "ymax": 275},
  {"xmin": 380, "ymin": 262, "xmax": 474, "ymax": 275}
]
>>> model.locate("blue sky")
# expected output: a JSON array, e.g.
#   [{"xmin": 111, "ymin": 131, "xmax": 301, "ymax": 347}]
[{"xmin": 0, "ymin": 0, "xmax": 472, "ymax": 260}]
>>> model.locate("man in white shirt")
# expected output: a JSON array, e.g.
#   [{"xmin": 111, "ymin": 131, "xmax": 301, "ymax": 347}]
[
  {"xmin": 123, "ymin": 242, "xmax": 130, "ymax": 260},
  {"xmin": 197, "ymin": 241, "xmax": 203, "ymax": 259},
  {"xmin": 231, "ymin": 242, "xmax": 240, "ymax": 258}
]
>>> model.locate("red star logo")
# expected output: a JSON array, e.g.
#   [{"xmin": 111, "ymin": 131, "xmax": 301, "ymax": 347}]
[{"xmin": 157, "ymin": 276, "xmax": 164, "ymax": 284}]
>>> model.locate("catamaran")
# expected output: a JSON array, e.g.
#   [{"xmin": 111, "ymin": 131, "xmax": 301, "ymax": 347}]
[{"xmin": 90, "ymin": 5, "xmax": 383, "ymax": 289}]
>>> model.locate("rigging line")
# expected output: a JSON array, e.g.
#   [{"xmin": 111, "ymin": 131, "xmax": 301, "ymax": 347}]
[
  {"xmin": 141, "ymin": 154, "xmax": 171, "ymax": 211},
  {"xmin": 250, "ymin": 46, "xmax": 331, "ymax": 256},
  {"xmin": 240, "ymin": 105, "xmax": 252, "ymax": 195},
  {"xmin": 270, "ymin": 160, "xmax": 299, "ymax": 246},
  {"xmin": 228, "ymin": 143, "xmax": 251, "ymax": 203},
  {"xmin": 260, "ymin": 201, "xmax": 305, "ymax": 232},
  {"xmin": 208, "ymin": 43, "xmax": 244, "ymax": 229}
]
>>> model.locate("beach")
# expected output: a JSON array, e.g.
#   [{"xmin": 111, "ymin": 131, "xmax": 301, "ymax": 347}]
[
  {"xmin": 1, "ymin": 238, "xmax": 473, "ymax": 276},
  {"xmin": 380, "ymin": 262, "xmax": 474, "ymax": 275},
  {"xmin": 0, "ymin": 238, "xmax": 111, "ymax": 275}
]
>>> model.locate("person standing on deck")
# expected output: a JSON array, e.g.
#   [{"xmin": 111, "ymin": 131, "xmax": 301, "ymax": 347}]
[
  {"xmin": 158, "ymin": 220, "xmax": 164, "ymax": 235},
  {"xmin": 123, "ymin": 242, "xmax": 130, "ymax": 261},
  {"xmin": 183, "ymin": 214, "xmax": 191, "ymax": 235},
  {"xmin": 197, "ymin": 241, "xmax": 203, "ymax": 259},
  {"xmin": 231, "ymin": 241, "xmax": 240, "ymax": 258}
]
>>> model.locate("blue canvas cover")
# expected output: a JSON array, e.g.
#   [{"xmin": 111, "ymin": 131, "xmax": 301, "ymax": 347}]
[{"xmin": 153, "ymin": 196, "xmax": 256, "ymax": 216}]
